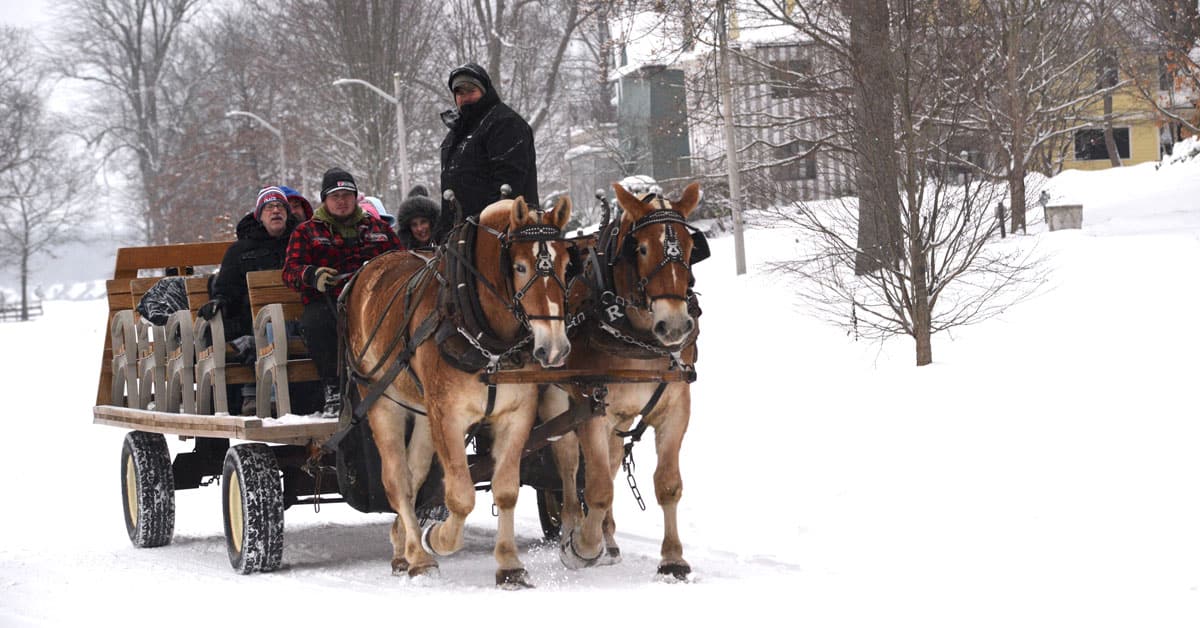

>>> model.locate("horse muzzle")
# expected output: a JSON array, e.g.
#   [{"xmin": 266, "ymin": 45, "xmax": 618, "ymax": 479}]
[{"xmin": 531, "ymin": 324, "xmax": 571, "ymax": 368}]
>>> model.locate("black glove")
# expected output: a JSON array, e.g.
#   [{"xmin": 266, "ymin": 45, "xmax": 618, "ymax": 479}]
[
  {"xmin": 198, "ymin": 298, "xmax": 224, "ymax": 320},
  {"xmin": 303, "ymin": 266, "xmax": 337, "ymax": 293}
]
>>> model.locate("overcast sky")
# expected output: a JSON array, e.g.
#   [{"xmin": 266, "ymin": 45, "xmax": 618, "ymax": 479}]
[{"xmin": 0, "ymin": 0, "xmax": 48, "ymax": 30}]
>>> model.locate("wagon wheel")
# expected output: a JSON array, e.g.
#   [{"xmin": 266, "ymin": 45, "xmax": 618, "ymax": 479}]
[
  {"xmin": 536, "ymin": 489, "xmax": 565, "ymax": 541},
  {"xmin": 120, "ymin": 431, "xmax": 175, "ymax": 548},
  {"xmin": 221, "ymin": 443, "xmax": 284, "ymax": 574}
]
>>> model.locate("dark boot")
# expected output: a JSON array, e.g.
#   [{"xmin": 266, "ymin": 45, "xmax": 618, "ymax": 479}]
[{"xmin": 321, "ymin": 384, "xmax": 341, "ymax": 418}]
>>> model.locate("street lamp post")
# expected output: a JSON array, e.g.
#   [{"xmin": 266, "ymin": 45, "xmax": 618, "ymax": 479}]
[
  {"xmin": 333, "ymin": 74, "xmax": 411, "ymax": 197},
  {"xmin": 225, "ymin": 110, "xmax": 286, "ymax": 184}
]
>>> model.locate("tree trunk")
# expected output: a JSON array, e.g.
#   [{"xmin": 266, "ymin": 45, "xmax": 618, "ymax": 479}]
[
  {"xmin": 1103, "ymin": 93, "xmax": 1122, "ymax": 167},
  {"xmin": 1006, "ymin": 18, "xmax": 1028, "ymax": 235},
  {"xmin": 20, "ymin": 250, "xmax": 29, "ymax": 322},
  {"xmin": 1009, "ymin": 165, "xmax": 1027, "ymax": 235},
  {"xmin": 847, "ymin": 0, "xmax": 903, "ymax": 275}
]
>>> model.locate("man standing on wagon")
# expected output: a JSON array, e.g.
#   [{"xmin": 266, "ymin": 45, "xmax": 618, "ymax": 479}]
[
  {"xmin": 436, "ymin": 63, "xmax": 539, "ymax": 241},
  {"xmin": 283, "ymin": 168, "xmax": 402, "ymax": 417}
]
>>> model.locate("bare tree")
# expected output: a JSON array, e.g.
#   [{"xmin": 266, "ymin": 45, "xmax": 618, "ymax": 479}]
[
  {"xmin": 0, "ymin": 114, "xmax": 92, "ymax": 320},
  {"xmin": 51, "ymin": 0, "xmax": 205, "ymax": 245},
  {"xmin": 0, "ymin": 27, "xmax": 42, "ymax": 180},
  {"xmin": 1113, "ymin": 0, "xmax": 1199, "ymax": 140},
  {"xmin": 957, "ymin": 0, "xmax": 1103, "ymax": 235},
  {"xmin": 762, "ymin": 0, "xmax": 1045, "ymax": 365}
]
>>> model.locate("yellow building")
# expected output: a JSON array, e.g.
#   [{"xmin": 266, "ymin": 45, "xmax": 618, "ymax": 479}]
[{"xmin": 1062, "ymin": 62, "xmax": 1167, "ymax": 171}]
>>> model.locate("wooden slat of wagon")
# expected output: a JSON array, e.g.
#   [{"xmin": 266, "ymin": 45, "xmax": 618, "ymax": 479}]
[
  {"xmin": 93, "ymin": 405, "xmax": 337, "ymax": 446},
  {"xmin": 483, "ymin": 368, "xmax": 696, "ymax": 385}
]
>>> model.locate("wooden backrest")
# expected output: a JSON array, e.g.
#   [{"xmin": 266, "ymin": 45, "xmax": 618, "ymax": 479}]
[
  {"xmin": 112, "ymin": 241, "xmax": 232, "ymax": 280},
  {"xmin": 183, "ymin": 276, "xmax": 212, "ymax": 319},
  {"xmin": 246, "ymin": 270, "xmax": 303, "ymax": 322},
  {"xmin": 97, "ymin": 241, "xmax": 235, "ymax": 406}
]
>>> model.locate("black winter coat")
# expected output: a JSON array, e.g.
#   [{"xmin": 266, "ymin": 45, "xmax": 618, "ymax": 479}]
[
  {"xmin": 438, "ymin": 63, "xmax": 538, "ymax": 239},
  {"xmin": 210, "ymin": 212, "xmax": 298, "ymax": 338}
]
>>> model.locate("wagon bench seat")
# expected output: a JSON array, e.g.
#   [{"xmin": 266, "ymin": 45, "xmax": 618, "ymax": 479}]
[{"xmin": 93, "ymin": 405, "xmax": 337, "ymax": 446}]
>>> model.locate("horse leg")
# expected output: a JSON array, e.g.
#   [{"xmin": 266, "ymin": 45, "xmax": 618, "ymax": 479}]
[
  {"xmin": 651, "ymin": 404, "xmax": 691, "ymax": 580},
  {"xmin": 540, "ymin": 388, "xmax": 584, "ymax": 539},
  {"xmin": 489, "ymin": 407, "xmax": 536, "ymax": 588},
  {"xmin": 368, "ymin": 405, "xmax": 437, "ymax": 577},
  {"xmin": 407, "ymin": 414, "xmax": 436, "ymax": 500},
  {"xmin": 600, "ymin": 424, "xmax": 628, "ymax": 559},
  {"xmin": 422, "ymin": 408, "xmax": 474, "ymax": 558},
  {"xmin": 566, "ymin": 413, "xmax": 614, "ymax": 567}
]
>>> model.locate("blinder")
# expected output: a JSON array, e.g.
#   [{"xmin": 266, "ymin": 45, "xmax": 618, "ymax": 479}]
[{"xmin": 619, "ymin": 209, "xmax": 711, "ymax": 267}]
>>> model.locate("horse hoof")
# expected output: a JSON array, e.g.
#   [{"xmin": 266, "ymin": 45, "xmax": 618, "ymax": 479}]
[
  {"xmin": 598, "ymin": 545, "xmax": 622, "ymax": 566},
  {"xmin": 496, "ymin": 568, "xmax": 534, "ymax": 590},
  {"xmin": 657, "ymin": 562, "xmax": 691, "ymax": 582},
  {"xmin": 559, "ymin": 528, "xmax": 604, "ymax": 569},
  {"xmin": 420, "ymin": 523, "xmax": 443, "ymax": 557},
  {"xmin": 391, "ymin": 557, "xmax": 410, "ymax": 576},
  {"xmin": 408, "ymin": 563, "xmax": 440, "ymax": 579}
]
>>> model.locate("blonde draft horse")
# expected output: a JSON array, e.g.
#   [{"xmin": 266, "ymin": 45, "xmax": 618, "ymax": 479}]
[
  {"xmin": 343, "ymin": 195, "xmax": 573, "ymax": 589},
  {"xmin": 540, "ymin": 182, "xmax": 701, "ymax": 580}
]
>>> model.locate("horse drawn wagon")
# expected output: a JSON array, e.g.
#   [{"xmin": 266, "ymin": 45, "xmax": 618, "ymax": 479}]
[{"xmin": 93, "ymin": 182, "xmax": 706, "ymax": 587}]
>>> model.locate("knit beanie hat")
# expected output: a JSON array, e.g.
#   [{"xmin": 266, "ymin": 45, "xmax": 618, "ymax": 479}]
[
  {"xmin": 255, "ymin": 186, "xmax": 289, "ymax": 221},
  {"xmin": 320, "ymin": 168, "xmax": 358, "ymax": 201},
  {"xmin": 451, "ymin": 73, "xmax": 485, "ymax": 93}
]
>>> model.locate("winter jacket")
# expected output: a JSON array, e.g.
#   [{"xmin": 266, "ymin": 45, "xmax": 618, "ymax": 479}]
[
  {"xmin": 282, "ymin": 206, "xmax": 402, "ymax": 304},
  {"xmin": 211, "ymin": 212, "xmax": 299, "ymax": 337},
  {"xmin": 438, "ymin": 63, "xmax": 538, "ymax": 240}
]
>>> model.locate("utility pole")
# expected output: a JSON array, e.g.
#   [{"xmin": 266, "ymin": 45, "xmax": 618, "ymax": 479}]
[{"xmin": 717, "ymin": 0, "xmax": 746, "ymax": 275}]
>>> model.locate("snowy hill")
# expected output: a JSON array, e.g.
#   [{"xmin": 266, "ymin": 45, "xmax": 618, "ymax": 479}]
[{"xmin": 1, "ymin": 159, "xmax": 1198, "ymax": 627}]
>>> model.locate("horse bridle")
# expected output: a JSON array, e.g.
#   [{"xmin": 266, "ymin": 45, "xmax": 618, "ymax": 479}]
[
  {"xmin": 474, "ymin": 215, "xmax": 570, "ymax": 329},
  {"xmin": 617, "ymin": 197, "xmax": 697, "ymax": 307}
]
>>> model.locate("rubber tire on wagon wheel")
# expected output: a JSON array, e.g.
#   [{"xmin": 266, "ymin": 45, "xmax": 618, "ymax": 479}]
[
  {"xmin": 536, "ymin": 489, "xmax": 565, "ymax": 541},
  {"xmin": 121, "ymin": 431, "xmax": 176, "ymax": 548},
  {"xmin": 536, "ymin": 485, "xmax": 588, "ymax": 542},
  {"xmin": 221, "ymin": 443, "xmax": 284, "ymax": 574}
]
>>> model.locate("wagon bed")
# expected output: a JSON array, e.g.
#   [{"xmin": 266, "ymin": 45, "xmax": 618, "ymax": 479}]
[{"xmin": 93, "ymin": 405, "xmax": 337, "ymax": 445}]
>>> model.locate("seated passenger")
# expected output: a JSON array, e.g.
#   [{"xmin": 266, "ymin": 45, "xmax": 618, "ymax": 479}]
[
  {"xmin": 199, "ymin": 186, "xmax": 299, "ymax": 414},
  {"xmin": 396, "ymin": 185, "xmax": 440, "ymax": 249},
  {"xmin": 282, "ymin": 168, "xmax": 402, "ymax": 417},
  {"xmin": 280, "ymin": 185, "xmax": 314, "ymax": 222}
]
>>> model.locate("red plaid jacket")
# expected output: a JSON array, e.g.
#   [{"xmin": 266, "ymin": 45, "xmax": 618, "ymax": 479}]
[{"xmin": 283, "ymin": 213, "xmax": 403, "ymax": 304}]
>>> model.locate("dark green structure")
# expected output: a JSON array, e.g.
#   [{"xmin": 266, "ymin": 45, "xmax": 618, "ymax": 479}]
[{"xmin": 617, "ymin": 65, "xmax": 692, "ymax": 182}]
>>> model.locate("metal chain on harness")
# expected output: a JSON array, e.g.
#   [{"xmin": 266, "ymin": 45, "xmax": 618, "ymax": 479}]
[
  {"xmin": 302, "ymin": 446, "xmax": 335, "ymax": 513},
  {"xmin": 621, "ymin": 444, "xmax": 646, "ymax": 511}
]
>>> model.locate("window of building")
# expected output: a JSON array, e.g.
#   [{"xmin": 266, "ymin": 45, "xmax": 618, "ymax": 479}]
[
  {"xmin": 769, "ymin": 57, "xmax": 818, "ymax": 98},
  {"xmin": 774, "ymin": 140, "xmax": 817, "ymax": 180},
  {"xmin": 1073, "ymin": 128, "xmax": 1130, "ymax": 161}
]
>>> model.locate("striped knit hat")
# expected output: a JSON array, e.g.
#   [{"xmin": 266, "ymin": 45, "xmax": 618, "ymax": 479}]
[{"xmin": 255, "ymin": 186, "xmax": 289, "ymax": 221}]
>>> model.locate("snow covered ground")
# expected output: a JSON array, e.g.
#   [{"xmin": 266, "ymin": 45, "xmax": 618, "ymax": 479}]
[{"xmin": 2, "ymin": 158, "xmax": 1199, "ymax": 627}]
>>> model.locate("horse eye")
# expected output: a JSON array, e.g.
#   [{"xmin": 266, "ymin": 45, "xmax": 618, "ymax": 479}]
[
  {"xmin": 638, "ymin": 245, "xmax": 648, "ymax": 255},
  {"xmin": 514, "ymin": 263, "xmax": 527, "ymax": 273}
]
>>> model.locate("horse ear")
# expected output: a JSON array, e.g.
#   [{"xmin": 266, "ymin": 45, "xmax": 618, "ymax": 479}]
[
  {"xmin": 511, "ymin": 196, "xmax": 529, "ymax": 229},
  {"xmin": 612, "ymin": 183, "xmax": 647, "ymax": 220},
  {"xmin": 675, "ymin": 182, "xmax": 702, "ymax": 218},
  {"xmin": 551, "ymin": 195, "xmax": 572, "ymax": 229}
]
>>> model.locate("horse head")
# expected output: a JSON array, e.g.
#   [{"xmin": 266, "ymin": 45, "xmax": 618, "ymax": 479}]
[
  {"xmin": 481, "ymin": 195, "xmax": 573, "ymax": 368},
  {"xmin": 612, "ymin": 181, "xmax": 702, "ymax": 348}
]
